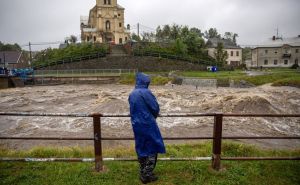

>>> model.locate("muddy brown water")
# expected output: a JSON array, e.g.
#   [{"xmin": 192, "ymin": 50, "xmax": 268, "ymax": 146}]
[{"xmin": 0, "ymin": 84, "xmax": 299, "ymax": 150}]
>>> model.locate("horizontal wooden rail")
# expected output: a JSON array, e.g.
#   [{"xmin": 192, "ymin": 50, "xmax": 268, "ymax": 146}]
[{"xmin": 0, "ymin": 112, "xmax": 299, "ymax": 172}]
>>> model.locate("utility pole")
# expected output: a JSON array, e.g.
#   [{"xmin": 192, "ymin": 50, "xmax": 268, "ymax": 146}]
[
  {"xmin": 29, "ymin": 42, "xmax": 32, "ymax": 66},
  {"xmin": 3, "ymin": 52, "xmax": 6, "ymax": 68},
  {"xmin": 137, "ymin": 23, "xmax": 140, "ymax": 38}
]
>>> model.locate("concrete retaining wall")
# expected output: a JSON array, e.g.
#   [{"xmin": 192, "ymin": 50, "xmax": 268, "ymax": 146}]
[
  {"xmin": 34, "ymin": 76, "xmax": 120, "ymax": 85},
  {"xmin": 182, "ymin": 78, "xmax": 217, "ymax": 88}
]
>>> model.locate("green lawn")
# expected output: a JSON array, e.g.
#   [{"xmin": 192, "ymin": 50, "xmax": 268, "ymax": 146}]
[
  {"xmin": 1, "ymin": 142, "xmax": 300, "ymax": 185},
  {"xmin": 181, "ymin": 69, "xmax": 300, "ymax": 87},
  {"xmin": 181, "ymin": 70, "xmax": 246, "ymax": 79}
]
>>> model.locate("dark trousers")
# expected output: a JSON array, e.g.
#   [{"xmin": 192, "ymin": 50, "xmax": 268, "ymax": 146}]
[{"xmin": 138, "ymin": 154, "xmax": 158, "ymax": 178}]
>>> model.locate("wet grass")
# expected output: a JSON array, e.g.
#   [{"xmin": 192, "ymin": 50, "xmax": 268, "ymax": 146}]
[
  {"xmin": 119, "ymin": 74, "xmax": 171, "ymax": 85},
  {"xmin": 1, "ymin": 142, "xmax": 300, "ymax": 185},
  {"xmin": 181, "ymin": 69, "xmax": 300, "ymax": 87}
]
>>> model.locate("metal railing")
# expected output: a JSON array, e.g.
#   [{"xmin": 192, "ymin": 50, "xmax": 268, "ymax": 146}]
[
  {"xmin": 33, "ymin": 52, "xmax": 107, "ymax": 70},
  {"xmin": 0, "ymin": 112, "xmax": 299, "ymax": 172},
  {"xmin": 34, "ymin": 69, "xmax": 137, "ymax": 78},
  {"xmin": 132, "ymin": 50, "xmax": 219, "ymax": 66}
]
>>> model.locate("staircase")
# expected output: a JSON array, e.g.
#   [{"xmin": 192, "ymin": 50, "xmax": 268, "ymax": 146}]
[{"xmin": 109, "ymin": 45, "xmax": 128, "ymax": 57}]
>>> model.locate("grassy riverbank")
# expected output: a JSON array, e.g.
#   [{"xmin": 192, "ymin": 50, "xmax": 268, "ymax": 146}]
[
  {"xmin": 1, "ymin": 142, "xmax": 299, "ymax": 185},
  {"xmin": 119, "ymin": 69, "xmax": 300, "ymax": 87},
  {"xmin": 181, "ymin": 69, "xmax": 300, "ymax": 87}
]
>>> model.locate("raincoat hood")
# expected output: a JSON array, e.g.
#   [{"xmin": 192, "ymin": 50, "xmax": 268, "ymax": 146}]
[{"xmin": 135, "ymin": 73, "xmax": 150, "ymax": 89}]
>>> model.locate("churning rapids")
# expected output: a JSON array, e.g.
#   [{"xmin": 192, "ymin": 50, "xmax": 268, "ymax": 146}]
[{"xmin": 0, "ymin": 84, "xmax": 299, "ymax": 150}]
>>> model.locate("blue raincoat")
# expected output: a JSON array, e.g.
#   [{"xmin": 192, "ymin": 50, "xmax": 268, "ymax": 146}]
[{"xmin": 128, "ymin": 73, "xmax": 166, "ymax": 157}]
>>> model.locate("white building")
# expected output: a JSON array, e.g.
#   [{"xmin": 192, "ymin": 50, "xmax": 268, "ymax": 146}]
[
  {"xmin": 207, "ymin": 38, "xmax": 242, "ymax": 66},
  {"xmin": 251, "ymin": 36, "xmax": 300, "ymax": 68}
]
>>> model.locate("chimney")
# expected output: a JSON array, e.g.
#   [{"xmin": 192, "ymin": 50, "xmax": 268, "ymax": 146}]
[{"xmin": 272, "ymin": 36, "xmax": 276, "ymax": 40}]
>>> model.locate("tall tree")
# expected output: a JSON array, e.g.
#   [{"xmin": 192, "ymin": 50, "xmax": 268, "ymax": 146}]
[
  {"xmin": 162, "ymin": 25, "xmax": 171, "ymax": 39},
  {"xmin": 180, "ymin": 26, "xmax": 190, "ymax": 39},
  {"xmin": 0, "ymin": 42, "xmax": 21, "ymax": 51},
  {"xmin": 190, "ymin": 27, "xmax": 203, "ymax": 38},
  {"xmin": 214, "ymin": 42, "xmax": 228, "ymax": 65},
  {"xmin": 131, "ymin": 33, "xmax": 141, "ymax": 41},
  {"xmin": 172, "ymin": 38, "xmax": 187, "ymax": 55},
  {"xmin": 183, "ymin": 32, "xmax": 205, "ymax": 55},
  {"xmin": 233, "ymin": 33, "xmax": 238, "ymax": 45},
  {"xmin": 204, "ymin": 28, "xmax": 221, "ymax": 39},
  {"xmin": 69, "ymin": 35, "xmax": 78, "ymax": 44},
  {"xmin": 242, "ymin": 47, "xmax": 252, "ymax": 62},
  {"xmin": 156, "ymin": 26, "xmax": 163, "ymax": 40},
  {"xmin": 170, "ymin": 24, "xmax": 181, "ymax": 40},
  {"xmin": 141, "ymin": 32, "xmax": 155, "ymax": 42},
  {"xmin": 224, "ymin": 32, "xmax": 239, "ymax": 45}
]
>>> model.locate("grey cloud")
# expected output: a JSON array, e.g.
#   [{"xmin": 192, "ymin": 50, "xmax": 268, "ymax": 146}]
[{"xmin": 0, "ymin": 0, "xmax": 299, "ymax": 50}]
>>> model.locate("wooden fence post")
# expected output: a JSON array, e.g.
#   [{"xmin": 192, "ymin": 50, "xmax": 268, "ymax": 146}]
[
  {"xmin": 93, "ymin": 114, "xmax": 103, "ymax": 172},
  {"xmin": 212, "ymin": 113, "xmax": 223, "ymax": 171}
]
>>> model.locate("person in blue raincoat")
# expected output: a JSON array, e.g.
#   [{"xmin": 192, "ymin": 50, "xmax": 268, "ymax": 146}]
[{"xmin": 128, "ymin": 73, "xmax": 166, "ymax": 184}]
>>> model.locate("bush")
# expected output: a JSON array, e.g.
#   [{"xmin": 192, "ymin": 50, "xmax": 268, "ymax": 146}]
[
  {"xmin": 32, "ymin": 43, "xmax": 108, "ymax": 67},
  {"xmin": 290, "ymin": 63, "xmax": 299, "ymax": 69}
]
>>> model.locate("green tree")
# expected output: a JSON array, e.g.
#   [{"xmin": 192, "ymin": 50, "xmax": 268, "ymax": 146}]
[
  {"xmin": 162, "ymin": 25, "xmax": 171, "ymax": 39},
  {"xmin": 0, "ymin": 42, "xmax": 21, "ymax": 51},
  {"xmin": 131, "ymin": 33, "xmax": 141, "ymax": 41},
  {"xmin": 172, "ymin": 38, "xmax": 188, "ymax": 56},
  {"xmin": 224, "ymin": 32, "xmax": 239, "ymax": 45},
  {"xmin": 190, "ymin": 27, "xmax": 203, "ymax": 37},
  {"xmin": 183, "ymin": 32, "xmax": 205, "ymax": 56},
  {"xmin": 141, "ymin": 32, "xmax": 155, "ymax": 42},
  {"xmin": 170, "ymin": 24, "xmax": 181, "ymax": 40},
  {"xmin": 68, "ymin": 35, "xmax": 78, "ymax": 44},
  {"xmin": 214, "ymin": 42, "xmax": 228, "ymax": 66},
  {"xmin": 156, "ymin": 26, "xmax": 163, "ymax": 40},
  {"xmin": 242, "ymin": 47, "xmax": 252, "ymax": 62},
  {"xmin": 204, "ymin": 28, "xmax": 221, "ymax": 39}
]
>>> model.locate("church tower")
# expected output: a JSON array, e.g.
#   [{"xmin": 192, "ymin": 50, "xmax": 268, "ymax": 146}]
[{"xmin": 81, "ymin": 0, "xmax": 130, "ymax": 44}]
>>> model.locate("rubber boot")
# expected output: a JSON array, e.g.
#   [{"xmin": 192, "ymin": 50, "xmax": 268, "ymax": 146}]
[{"xmin": 138, "ymin": 155, "xmax": 158, "ymax": 184}]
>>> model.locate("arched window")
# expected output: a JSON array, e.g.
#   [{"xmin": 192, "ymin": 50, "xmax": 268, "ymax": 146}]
[
  {"xmin": 108, "ymin": 0, "xmax": 111, "ymax": 5},
  {"xmin": 104, "ymin": 0, "xmax": 107, "ymax": 4},
  {"xmin": 94, "ymin": 36, "xmax": 97, "ymax": 42},
  {"xmin": 106, "ymin": 21, "xmax": 110, "ymax": 30}
]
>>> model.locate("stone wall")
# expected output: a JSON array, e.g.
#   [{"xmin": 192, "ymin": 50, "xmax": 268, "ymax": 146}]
[
  {"xmin": 44, "ymin": 56, "xmax": 206, "ymax": 71},
  {"xmin": 182, "ymin": 78, "xmax": 217, "ymax": 87}
]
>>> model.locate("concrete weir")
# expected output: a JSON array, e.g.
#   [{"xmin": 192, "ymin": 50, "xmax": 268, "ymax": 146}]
[{"xmin": 182, "ymin": 78, "xmax": 217, "ymax": 88}]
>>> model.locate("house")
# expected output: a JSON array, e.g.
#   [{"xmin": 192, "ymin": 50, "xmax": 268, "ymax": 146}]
[
  {"xmin": 207, "ymin": 38, "xmax": 242, "ymax": 66},
  {"xmin": 80, "ymin": 0, "xmax": 130, "ymax": 44},
  {"xmin": 251, "ymin": 36, "xmax": 300, "ymax": 68},
  {"xmin": 0, "ymin": 51, "xmax": 27, "ymax": 69}
]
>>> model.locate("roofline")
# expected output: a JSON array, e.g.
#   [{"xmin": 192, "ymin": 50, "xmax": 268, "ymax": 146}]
[
  {"xmin": 207, "ymin": 47, "xmax": 242, "ymax": 49},
  {"xmin": 252, "ymin": 45, "xmax": 300, "ymax": 49}
]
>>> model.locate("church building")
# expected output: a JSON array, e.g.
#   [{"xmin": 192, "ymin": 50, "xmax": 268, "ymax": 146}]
[{"xmin": 80, "ymin": 0, "xmax": 130, "ymax": 44}]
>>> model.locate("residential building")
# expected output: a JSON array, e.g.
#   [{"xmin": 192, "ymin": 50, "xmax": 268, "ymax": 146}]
[
  {"xmin": 0, "ymin": 51, "xmax": 28, "ymax": 69},
  {"xmin": 251, "ymin": 36, "xmax": 300, "ymax": 68},
  {"xmin": 207, "ymin": 38, "xmax": 242, "ymax": 66},
  {"xmin": 80, "ymin": 0, "xmax": 130, "ymax": 44}
]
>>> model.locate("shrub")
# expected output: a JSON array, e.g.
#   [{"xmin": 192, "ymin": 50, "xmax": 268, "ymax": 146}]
[{"xmin": 290, "ymin": 63, "xmax": 299, "ymax": 69}]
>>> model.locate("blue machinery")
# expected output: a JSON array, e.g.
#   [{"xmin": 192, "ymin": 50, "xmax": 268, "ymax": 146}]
[
  {"xmin": 11, "ymin": 68, "xmax": 34, "ymax": 82},
  {"xmin": 0, "ymin": 68, "xmax": 34, "ymax": 83}
]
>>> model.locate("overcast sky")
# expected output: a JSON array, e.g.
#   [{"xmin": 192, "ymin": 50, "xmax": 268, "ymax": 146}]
[{"xmin": 0, "ymin": 0, "xmax": 299, "ymax": 50}]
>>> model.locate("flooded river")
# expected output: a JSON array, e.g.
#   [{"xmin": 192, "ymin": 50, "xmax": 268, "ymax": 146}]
[{"xmin": 0, "ymin": 84, "xmax": 299, "ymax": 150}]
